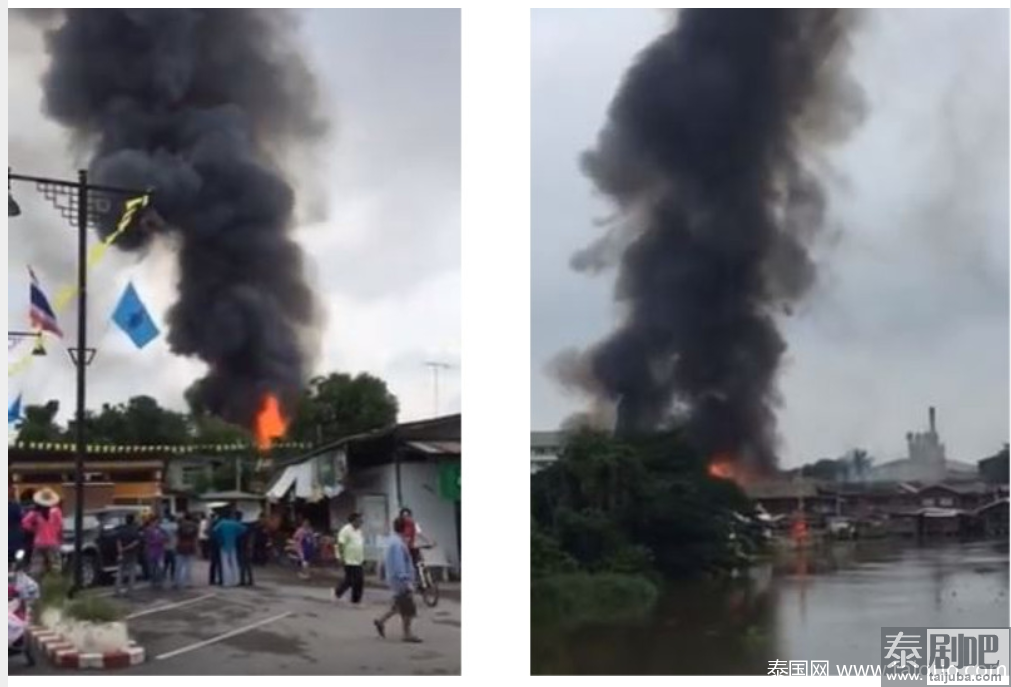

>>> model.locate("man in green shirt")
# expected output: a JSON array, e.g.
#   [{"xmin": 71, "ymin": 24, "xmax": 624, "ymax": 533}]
[{"xmin": 334, "ymin": 513, "xmax": 366, "ymax": 605}]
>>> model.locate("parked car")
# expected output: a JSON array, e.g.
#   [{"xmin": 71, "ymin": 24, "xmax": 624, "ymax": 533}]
[
  {"xmin": 826, "ymin": 516, "xmax": 856, "ymax": 540},
  {"xmin": 61, "ymin": 507, "xmax": 150, "ymax": 588}
]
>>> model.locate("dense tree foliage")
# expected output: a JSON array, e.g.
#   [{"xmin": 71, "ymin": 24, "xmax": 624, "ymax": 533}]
[
  {"xmin": 14, "ymin": 372, "xmax": 399, "ymax": 450},
  {"xmin": 786, "ymin": 448, "xmax": 874, "ymax": 483},
  {"xmin": 16, "ymin": 401, "xmax": 64, "ymax": 443},
  {"xmin": 532, "ymin": 430, "xmax": 757, "ymax": 581},
  {"xmin": 980, "ymin": 444, "xmax": 1010, "ymax": 484},
  {"xmin": 288, "ymin": 373, "xmax": 400, "ymax": 445}
]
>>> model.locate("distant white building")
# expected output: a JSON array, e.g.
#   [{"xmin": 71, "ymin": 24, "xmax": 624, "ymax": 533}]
[
  {"xmin": 870, "ymin": 407, "xmax": 978, "ymax": 483},
  {"xmin": 531, "ymin": 432, "xmax": 564, "ymax": 474}
]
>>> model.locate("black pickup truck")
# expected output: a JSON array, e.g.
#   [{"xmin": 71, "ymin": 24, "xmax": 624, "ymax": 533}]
[{"xmin": 61, "ymin": 507, "xmax": 150, "ymax": 588}]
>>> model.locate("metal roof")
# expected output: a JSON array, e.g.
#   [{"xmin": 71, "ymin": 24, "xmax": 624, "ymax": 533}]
[
  {"xmin": 11, "ymin": 461, "xmax": 164, "ymax": 471},
  {"xmin": 407, "ymin": 441, "xmax": 461, "ymax": 456},
  {"xmin": 531, "ymin": 432, "xmax": 565, "ymax": 450},
  {"xmin": 745, "ymin": 480, "xmax": 821, "ymax": 500},
  {"xmin": 198, "ymin": 491, "xmax": 265, "ymax": 501}
]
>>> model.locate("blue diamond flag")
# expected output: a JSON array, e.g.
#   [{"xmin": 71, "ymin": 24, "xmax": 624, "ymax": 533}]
[{"xmin": 112, "ymin": 283, "xmax": 160, "ymax": 350}]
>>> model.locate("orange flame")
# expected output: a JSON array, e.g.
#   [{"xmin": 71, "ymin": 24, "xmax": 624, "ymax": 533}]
[
  {"xmin": 708, "ymin": 454, "xmax": 736, "ymax": 481},
  {"xmin": 255, "ymin": 395, "xmax": 288, "ymax": 450}
]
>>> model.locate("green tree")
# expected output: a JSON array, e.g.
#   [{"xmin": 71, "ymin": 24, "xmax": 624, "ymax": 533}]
[
  {"xmin": 192, "ymin": 415, "xmax": 249, "ymax": 446},
  {"xmin": 16, "ymin": 401, "xmax": 64, "ymax": 443},
  {"xmin": 70, "ymin": 396, "xmax": 191, "ymax": 446},
  {"xmin": 532, "ymin": 429, "xmax": 753, "ymax": 580},
  {"xmin": 289, "ymin": 373, "xmax": 399, "ymax": 445},
  {"xmin": 14, "ymin": 371, "xmax": 400, "ymax": 453},
  {"xmin": 850, "ymin": 449, "xmax": 872, "ymax": 481},
  {"xmin": 800, "ymin": 458, "xmax": 844, "ymax": 482},
  {"xmin": 980, "ymin": 444, "xmax": 1010, "ymax": 484}
]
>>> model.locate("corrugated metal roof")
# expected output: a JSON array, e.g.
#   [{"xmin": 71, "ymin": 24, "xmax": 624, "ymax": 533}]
[
  {"xmin": 973, "ymin": 498, "xmax": 1010, "ymax": 515},
  {"xmin": 531, "ymin": 432, "xmax": 565, "ymax": 450},
  {"xmin": 199, "ymin": 491, "xmax": 264, "ymax": 501},
  {"xmin": 746, "ymin": 480, "xmax": 820, "ymax": 500},
  {"xmin": 12, "ymin": 461, "xmax": 164, "ymax": 471},
  {"xmin": 278, "ymin": 415, "xmax": 462, "ymax": 466},
  {"xmin": 407, "ymin": 441, "xmax": 461, "ymax": 455}
]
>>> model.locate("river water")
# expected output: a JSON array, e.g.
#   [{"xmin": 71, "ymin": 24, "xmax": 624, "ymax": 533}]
[{"xmin": 533, "ymin": 540, "xmax": 1010, "ymax": 675}]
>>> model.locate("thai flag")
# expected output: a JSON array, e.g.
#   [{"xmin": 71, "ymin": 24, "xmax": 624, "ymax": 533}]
[{"xmin": 29, "ymin": 267, "xmax": 64, "ymax": 338}]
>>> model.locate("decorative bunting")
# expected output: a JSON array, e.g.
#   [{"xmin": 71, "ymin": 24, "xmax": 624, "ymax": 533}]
[{"xmin": 8, "ymin": 440, "xmax": 314, "ymax": 456}]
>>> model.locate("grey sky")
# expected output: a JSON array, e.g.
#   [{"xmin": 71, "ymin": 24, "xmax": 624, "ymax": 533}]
[
  {"xmin": 532, "ymin": 9, "xmax": 1009, "ymax": 467},
  {"xmin": 8, "ymin": 9, "xmax": 461, "ymax": 430}
]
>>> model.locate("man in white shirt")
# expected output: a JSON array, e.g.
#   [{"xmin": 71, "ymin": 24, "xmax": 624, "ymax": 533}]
[
  {"xmin": 198, "ymin": 514, "xmax": 210, "ymax": 560},
  {"xmin": 162, "ymin": 513, "xmax": 180, "ymax": 587},
  {"xmin": 334, "ymin": 513, "xmax": 366, "ymax": 605}
]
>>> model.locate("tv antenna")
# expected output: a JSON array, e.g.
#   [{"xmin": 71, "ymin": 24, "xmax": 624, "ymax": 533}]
[{"xmin": 425, "ymin": 361, "xmax": 454, "ymax": 418}]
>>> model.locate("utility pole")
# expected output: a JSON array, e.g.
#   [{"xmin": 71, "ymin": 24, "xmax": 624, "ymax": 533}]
[
  {"xmin": 9, "ymin": 170, "xmax": 150, "ymax": 595},
  {"xmin": 425, "ymin": 362, "xmax": 453, "ymax": 418}
]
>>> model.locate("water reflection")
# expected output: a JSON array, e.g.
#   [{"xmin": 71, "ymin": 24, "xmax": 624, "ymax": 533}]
[{"xmin": 533, "ymin": 540, "xmax": 1010, "ymax": 675}]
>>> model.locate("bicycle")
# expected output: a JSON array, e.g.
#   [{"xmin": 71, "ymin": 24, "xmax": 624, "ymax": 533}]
[{"xmin": 414, "ymin": 544, "xmax": 440, "ymax": 608}]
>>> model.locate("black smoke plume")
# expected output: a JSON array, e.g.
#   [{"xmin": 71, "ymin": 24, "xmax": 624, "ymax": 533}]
[
  {"xmin": 565, "ymin": 10, "xmax": 865, "ymax": 473},
  {"xmin": 32, "ymin": 10, "xmax": 327, "ymax": 429}
]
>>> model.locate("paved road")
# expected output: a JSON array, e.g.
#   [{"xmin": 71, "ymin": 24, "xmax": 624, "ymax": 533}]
[{"xmin": 11, "ymin": 563, "xmax": 461, "ymax": 676}]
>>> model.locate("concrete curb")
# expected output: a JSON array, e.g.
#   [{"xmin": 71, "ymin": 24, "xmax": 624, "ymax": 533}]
[{"xmin": 29, "ymin": 627, "xmax": 145, "ymax": 670}]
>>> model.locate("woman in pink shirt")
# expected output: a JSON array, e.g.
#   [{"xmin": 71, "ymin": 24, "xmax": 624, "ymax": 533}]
[{"xmin": 21, "ymin": 489, "xmax": 64, "ymax": 577}]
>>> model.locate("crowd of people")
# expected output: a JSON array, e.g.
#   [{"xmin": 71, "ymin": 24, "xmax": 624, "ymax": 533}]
[
  {"xmin": 114, "ymin": 510, "xmax": 259, "ymax": 596},
  {"xmin": 8, "ymin": 488, "xmax": 434, "ymax": 643}
]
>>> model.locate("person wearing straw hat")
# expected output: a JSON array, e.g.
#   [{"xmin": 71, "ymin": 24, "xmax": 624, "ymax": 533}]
[{"xmin": 20, "ymin": 488, "xmax": 63, "ymax": 577}]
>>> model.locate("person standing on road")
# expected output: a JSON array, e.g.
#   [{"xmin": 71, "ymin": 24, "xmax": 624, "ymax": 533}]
[
  {"xmin": 198, "ymin": 514, "xmax": 211, "ymax": 560},
  {"xmin": 162, "ymin": 513, "xmax": 179, "ymax": 587},
  {"xmin": 208, "ymin": 513, "xmax": 223, "ymax": 586},
  {"xmin": 293, "ymin": 518, "xmax": 315, "ymax": 580},
  {"xmin": 214, "ymin": 511, "xmax": 247, "ymax": 588},
  {"xmin": 145, "ymin": 515, "xmax": 169, "ymax": 590},
  {"xmin": 237, "ymin": 514, "xmax": 255, "ymax": 587},
  {"xmin": 21, "ymin": 489, "xmax": 63, "ymax": 578},
  {"xmin": 175, "ymin": 512, "xmax": 199, "ymax": 589},
  {"xmin": 252, "ymin": 512, "xmax": 269, "ymax": 566},
  {"xmin": 334, "ymin": 513, "xmax": 366, "ymax": 605},
  {"xmin": 374, "ymin": 517, "xmax": 422, "ymax": 644},
  {"xmin": 115, "ymin": 514, "xmax": 142, "ymax": 597}
]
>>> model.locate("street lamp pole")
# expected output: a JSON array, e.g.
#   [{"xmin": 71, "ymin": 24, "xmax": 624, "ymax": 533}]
[
  {"xmin": 73, "ymin": 170, "xmax": 89, "ymax": 596},
  {"xmin": 7, "ymin": 331, "xmax": 47, "ymax": 356},
  {"xmin": 9, "ymin": 169, "xmax": 149, "ymax": 594}
]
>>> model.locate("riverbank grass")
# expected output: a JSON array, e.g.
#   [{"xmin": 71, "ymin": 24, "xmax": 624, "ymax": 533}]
[{"xmin": 532, "ymin": 572, "xmax": 659, "ymax": 628}]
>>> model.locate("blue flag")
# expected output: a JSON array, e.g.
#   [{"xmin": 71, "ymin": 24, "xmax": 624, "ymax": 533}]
[
  {"xmin": 8, "ymin": 395, "xmax": 22, "ymax": 426},
  {"xmin": 112, "ymin": 284, "xmax": 160, "ymax": 349}
]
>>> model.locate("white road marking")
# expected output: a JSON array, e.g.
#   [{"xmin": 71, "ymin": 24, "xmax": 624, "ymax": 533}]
[
  {"xmin": 125, "ymin": 593, "xmax": 217, "ymax": 620},
  {"xmin": 94, "ymin": 585, "xmax": 148, "ymax": 599},
  {"xmin": 155, "ymin": 612, "xmax": 295, "ymax": 661}
]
